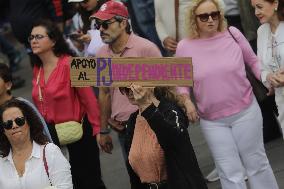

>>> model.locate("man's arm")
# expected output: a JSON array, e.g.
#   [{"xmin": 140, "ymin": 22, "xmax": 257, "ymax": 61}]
[{"xmin": 98, "ymin": 87, "xmax": 113, "ymax": 153}]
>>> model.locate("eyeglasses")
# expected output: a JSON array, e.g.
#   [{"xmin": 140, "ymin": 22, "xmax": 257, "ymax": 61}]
[
  {"xmin": 94, "ymin": 20, "xmax": 117, "ymax": 30},
  {"xmin": 1, "ymin": 116, "xmax": 26, "ymax": 130},
  {"xmin": 119, "ymin": 87, "xmax": 132, "ymax": 95},
  {"xmin": 28, "ymin": 34, "xmax": 49, "ymax": 43},
  {"xmin": 196, "ymin": 11, "xmax": 220, "ymax": 22}
]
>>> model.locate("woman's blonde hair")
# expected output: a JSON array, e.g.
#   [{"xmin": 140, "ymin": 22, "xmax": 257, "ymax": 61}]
[{"xmin": 186, "ymin": 0, "xmax": 227, "ymax": 39}]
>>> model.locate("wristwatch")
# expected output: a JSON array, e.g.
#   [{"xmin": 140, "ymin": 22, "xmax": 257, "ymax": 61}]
[{"xmin": 100, "ymin": 127, "xmax": 111, "ymax": 134}]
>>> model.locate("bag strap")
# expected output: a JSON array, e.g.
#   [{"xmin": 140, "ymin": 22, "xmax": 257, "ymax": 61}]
[
  {"xmin": 174, "ymin": 0, "xmax": 179, "ymax": 41},
  {"xmin": 36, "ymin": 67, "xmax": 43, "ymax": 102},
  {"xmin": 227, "ymin": 27, "xmax": 238, "ymax": 43},
  {"xmin": 43, "ymin": 143, "xmax": 53, "ymax": 186}
]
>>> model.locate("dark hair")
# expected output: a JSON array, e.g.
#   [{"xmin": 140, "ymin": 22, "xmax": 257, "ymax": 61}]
[
  {"xmin": 265, "ymin": 0, "xmax": 284, "ymax": 20},
  {"xmin": 31, "ymin": 19, "xmax": 75, "ymax": 67},
  {"xmin": 78, "ymin": 0, "xmax": 110, "ymax": 33},
  {"xmin": 0, "ymin": 99, "xmax": 49, "ymax": 157},
  {"xmin": 115, "ymin": 16, "xmax": 131, "ymax": 34},
  {"xmin": 0, "ymin": 63, "xmax": 12, "ymax": 95}
]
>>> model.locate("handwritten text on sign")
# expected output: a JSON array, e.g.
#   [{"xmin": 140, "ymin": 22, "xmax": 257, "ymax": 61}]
[{"xmin": 70, "ymin": 57, "xmax": 193, "ymax": 87}]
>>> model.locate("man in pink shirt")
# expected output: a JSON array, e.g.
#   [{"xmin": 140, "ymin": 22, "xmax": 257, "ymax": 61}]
[{"xmin": 90, "ymin": 1, "xmax": 162, "ymax": 157}]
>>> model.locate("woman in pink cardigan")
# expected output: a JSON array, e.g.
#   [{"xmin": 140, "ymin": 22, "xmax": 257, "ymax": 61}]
[{"xmin": 176, "ymin": 0, "xmax": 279, "ymax": 189}]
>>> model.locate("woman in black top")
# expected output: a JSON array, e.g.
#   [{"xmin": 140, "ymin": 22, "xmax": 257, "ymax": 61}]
[{"xmin": 121, "ymin": 84, "xmax": 207, "ymax": 189}]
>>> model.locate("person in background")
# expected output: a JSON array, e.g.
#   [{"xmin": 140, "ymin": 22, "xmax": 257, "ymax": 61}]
[
  {"xmin": 0, "ymin": 99, "xmax": 73, "ymax": 189},
  {"xmin": 0, "ymin": 63, "xmax": 52, "ymax": 142},
  {"xmin": 176, "ymin": 0, "xmax": 279, "ymax": 188},
  {"xmin": 8, "ymin": 0, "xmax": 64, "ymax": 67},
  {"xmin": 30, "ymin": 19, "xmax": 107, "ymax": 189},
  {"xmin": 123, "ymin": 0, "xmax": 167, "ymax": 56},
  {"xmin": 123, "ymin": 84, "xmax": 208, "ymax": 189},
  {"xmin": 154, "ymin": 0, "xmax": 191, "ymax": 55},
  {"xmin": 67, "ymin": 0, "xmax": 109, "ymax": 56},
  {"xmin": 252, "ymin": 0, "xmax": 284, "ymax": 138}
]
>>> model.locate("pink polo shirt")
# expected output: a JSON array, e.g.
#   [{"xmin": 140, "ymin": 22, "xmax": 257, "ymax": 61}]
[
  {"xmin": 176, "ymin": 27, "xmax": 261, "ymax": 120},
  {"xmin": 32, "ymin": 55, "xmax": 100, "ymax": 135},
  {"xmin": 97, "ymin": 33, "xmax": 162, "ymax": 121}
]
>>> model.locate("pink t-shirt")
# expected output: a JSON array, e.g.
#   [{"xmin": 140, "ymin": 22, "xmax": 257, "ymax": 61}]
[
  {"xmin": 97, "ymin": 33, "xmax": 162, "ymax": 121},
  {"xmin": 176, "ymin": 27, "xmax": 261, "ymax": 120},
  {"xmin": 32, "ymin": 55, "xmax": 100, "ymax": 135}
]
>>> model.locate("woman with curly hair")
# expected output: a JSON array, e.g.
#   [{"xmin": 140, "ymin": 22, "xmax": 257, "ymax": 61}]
[
  {"xmin": 175, "ymin": 0, "xmax": 279, "ymax": 188},
  {"xmin": 0, "ymin": 99, "xmax": 72, "ymax": 189},
  {"xmin": 122, "ymin": 84, "xmax": 208, "ymax": 189}
]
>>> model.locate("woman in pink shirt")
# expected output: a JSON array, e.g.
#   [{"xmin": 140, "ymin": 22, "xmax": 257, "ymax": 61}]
[
  {"xmin": 176, "ymin": 0, "xmax": 279, "ymax": 189},
  {"xmin": 29, "ymin": 19, "xmax": 107, "ymax": 189}
]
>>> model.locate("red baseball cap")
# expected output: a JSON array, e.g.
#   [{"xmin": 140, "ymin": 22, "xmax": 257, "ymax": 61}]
[{"xmin": 90, "ymin": 1, "xmax": 128, "ymax": 21}]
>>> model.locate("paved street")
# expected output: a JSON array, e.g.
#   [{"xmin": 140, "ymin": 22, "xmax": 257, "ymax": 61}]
[{"xmin": 4, "ymin": 42, "xmax": 284, "ymax": 189}]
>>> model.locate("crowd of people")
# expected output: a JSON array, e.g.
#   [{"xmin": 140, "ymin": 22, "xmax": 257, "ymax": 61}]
[{"xmin": 0, "ymin": 0, "xmax": 283, "ymax": 189}]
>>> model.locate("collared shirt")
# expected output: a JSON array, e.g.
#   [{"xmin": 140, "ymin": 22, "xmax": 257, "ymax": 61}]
[
  {"xmin": 97, "ymin": 33, "xmax": 162, "ymax": 121},
  {"xmin": 0, "ymin": 142, "xmax": 72, "ymax": 189},
  {"xmin": 32, "ymin": 55, "xmax": 101, "ymax": 135}
]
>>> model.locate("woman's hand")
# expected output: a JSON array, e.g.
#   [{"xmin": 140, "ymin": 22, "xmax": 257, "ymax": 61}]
[
  {"xmin": 274, "ymin": 70, "xmax": 284, "ymax": 87},
  {"xmin": 184, "ymin": 98, "xmax": 199, "ymax": 123},
  {"xmin": 267, "ymin": 72, "xmax": 282, "ymax": 88},
  {"xmin": 77, "ymin": 33, "xmax": 91, "ymax": 43},
  {"xmin": 130, "ymin": 84, "xmax": 155, "ymax": 112}
]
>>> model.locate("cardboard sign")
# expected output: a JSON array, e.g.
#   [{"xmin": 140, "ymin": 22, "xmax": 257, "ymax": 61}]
[{"xmin": 70, "ymin": 57, "xmax": 193, "ymax": 87}]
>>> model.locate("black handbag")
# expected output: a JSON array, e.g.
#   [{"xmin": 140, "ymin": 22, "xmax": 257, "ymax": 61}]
[{"xmin": 228, "ymin": 28, "xmax": 268, "ymax": 102}]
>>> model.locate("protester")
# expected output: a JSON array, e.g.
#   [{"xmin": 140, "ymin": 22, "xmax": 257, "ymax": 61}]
[
  {"xmin": 252, "ymin": 0, "xmax": 284, "ymax": 138},
  {"xmin": 0, "ymin": 99, "xmax": 73, "ymax": 189},
  {"xmin": 91, "ymin": 0, "xmax": 161, "ymax": 160},
  {"xmin": 122, "ymin": 84, "xmax": 208, "ymax": 189},
  {"xmin": 8, "ymin": 0, "xmax": 64, "ymax": 67},
  {"xmin": 0, "ymin": 63, "xmax": 52, "ymax": 142},
  {"xmin": 67, "ymin": 0, "xmax": 109, "ymax": 56},
  {"xmin": 154, "ymin": 0, "xmax": 191, "ymax": 55},
  {"xmin": 175, "ymin": 0, "xmax": 279, "ymax": 188},
  {"xmin": 29, "ymin": 19, "xmax": 107, "ymax": 189}
]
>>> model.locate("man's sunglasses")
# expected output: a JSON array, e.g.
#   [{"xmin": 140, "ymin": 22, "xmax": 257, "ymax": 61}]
[
  {"xmin": 119, "ymin": 87, "xmax": 132, "ymax": 95},
  {"xmin": 1, "ymin": 116, "xmax": 26, "ymax": 130},
  {"xmin": 94, "ymin": 20, "xmax": 117, "ymax": 30},
  {"xmin": 196, "ymin": 11, "xmax": 220, "ymax": 22},
  {"xmin": 28, "ymin": 34, "xmax": 48, "ymax": 43}
]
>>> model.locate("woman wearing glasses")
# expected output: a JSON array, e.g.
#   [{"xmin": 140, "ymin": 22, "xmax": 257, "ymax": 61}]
[
  {"xmin": 29, "ymin": 19, "xmax": 106, "ymax": 189},
  {"xmin": 0, "ymin": 63, "xmax": 52, "ymax": 142},
  {"xmin": 252, "ymin": 0, "xmax": 284, "ymax": 138},
  {"xmin": 0, "ymin": 99, "xmax": 73, "ymax": 189},
  {"xmin": 121, "ymin": 84, "xmax": 207, "ymax": 189},
  {"xmin": 175, "ymin": 0, "xmax": 279, "ymax": 188}
]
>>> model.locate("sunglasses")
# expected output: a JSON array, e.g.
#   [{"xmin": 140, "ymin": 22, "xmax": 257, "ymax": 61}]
[
  {"xmin": 119, "ymin": 87, "xmax": 132, "ymax": 95},
  {"xmin": 2, "ymin": 116, "xmax": 26, "ymax": 130},
  {"xmin": 196, "ymin": 11, "xmax": 220, "ymax": 22},
  {"xmin": 94, "ymin": 20, "xmax": 118, "ymax": 30}
]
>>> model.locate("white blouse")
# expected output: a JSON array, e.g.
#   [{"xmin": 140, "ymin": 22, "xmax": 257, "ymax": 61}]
[
  {"xmin": 257, "ymin": 22, "xmax": 284, "ymax": 93},
  {"xmin": 0, "ymin": 142, "xmax": 72, "ymax": 189}
]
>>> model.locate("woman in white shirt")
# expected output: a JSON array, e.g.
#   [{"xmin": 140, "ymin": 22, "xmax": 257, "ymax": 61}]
[
  {"xmin": 0, "ymin": 99, "xmax": 72, "ymax": 189},
  {"xmin": 252, "ymin": 0, "xmax": 284, "ymax": 138}
]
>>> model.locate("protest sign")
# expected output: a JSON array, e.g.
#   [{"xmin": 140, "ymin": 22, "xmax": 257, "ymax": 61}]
[{"xmin": 70, "ymin": 57, "xmax": 193, "ymax": 87}]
